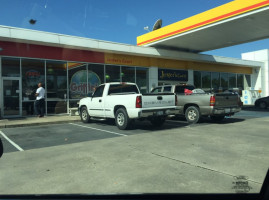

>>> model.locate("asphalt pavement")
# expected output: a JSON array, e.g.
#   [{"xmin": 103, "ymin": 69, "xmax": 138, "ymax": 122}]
[{"xmin": 0, "ymin": 107, "xmax": 269, "ymax": 194}]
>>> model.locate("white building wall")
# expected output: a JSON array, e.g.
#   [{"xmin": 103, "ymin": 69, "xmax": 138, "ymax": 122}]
[{"xmin": 242, "ymin": 49, "xmax": 268, "ymax": 97}]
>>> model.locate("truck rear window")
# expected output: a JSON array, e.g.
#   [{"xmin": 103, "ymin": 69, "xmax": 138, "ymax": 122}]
[
  {"xmin": 175, "ymin": 85, "xmax": 195, "ymax": 94},
  {"xmin": 108, "ymin": 84, "xmax": 139, "ymax": 95}
]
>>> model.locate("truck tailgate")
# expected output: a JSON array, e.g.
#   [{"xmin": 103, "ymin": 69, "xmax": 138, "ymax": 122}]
[
  {"xmin": 215, "ymin": 93, "xmax": 239, "ymax": 107},
  {"xmin": 141, "ymin": 93, "xmax": 176, "ymax": 108}
]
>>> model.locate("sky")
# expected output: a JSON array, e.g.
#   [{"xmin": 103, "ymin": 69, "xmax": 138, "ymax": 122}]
[{"xmin": 0, "ymin": 0, "xmax": 268, "ymax": 58}]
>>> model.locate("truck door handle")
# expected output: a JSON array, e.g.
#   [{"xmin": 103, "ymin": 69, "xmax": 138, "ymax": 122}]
[
  {"xmin": 157, "ymin": 96, "xmax": 163, "ymax": 100},
  {"xmin": 99, "ymin": 100, "xmax": 102, "ymax": 102}
]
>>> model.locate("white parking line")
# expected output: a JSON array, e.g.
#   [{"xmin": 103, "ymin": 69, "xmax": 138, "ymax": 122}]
[
  {"xmin": 69, "ymin": 123, "xmax": 128, "ymax": 137},
  {"xmin": 0, "ymin": 130, "xmax": 24, "ymax": 151}
]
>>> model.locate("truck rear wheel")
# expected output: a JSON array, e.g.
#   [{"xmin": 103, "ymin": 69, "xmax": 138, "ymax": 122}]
[
  {"xmin": 115, "ymin": 108, "xmax": 130, "ymax": 130},
  {"xmin": 185, "ymin": 106, "xmax": 200, "ymax": 124},
  {"xmin": 150, "ymin": 117, "xmax": 166, "ymax": 127},
  {"xmin": 80, "ymin": 106, "xmax": 90, "ymax": 123}
]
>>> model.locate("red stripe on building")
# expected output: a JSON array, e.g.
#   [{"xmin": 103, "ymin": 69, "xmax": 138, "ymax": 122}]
[
  {"xmin": 0, "ymin": 41, "xmax": 104, "ymax": 63},
  {"xmin": 138, "ymin": 0, "xmax": 269, "ymax": 46}
]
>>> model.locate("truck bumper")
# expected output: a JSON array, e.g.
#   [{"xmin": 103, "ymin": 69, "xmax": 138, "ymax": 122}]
[
  {"xmin": 138, "ymin": 107, "xmax": 179, "ymax": 118},
  {"xmin": 212, "ymin": 107, "xmax": 241, "ymax": 115}
]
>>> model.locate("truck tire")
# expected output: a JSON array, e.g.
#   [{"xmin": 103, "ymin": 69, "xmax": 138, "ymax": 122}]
[
  {"xmin": 80, "ymin": 106, "xmax": 91, "ymax": 123},
  {"xmin": 115, "ymin": 108, "xmax": 130, "ymax": 130},
  {"xmin": 210, "ymin": 115, "xmax": 225, "ymax": 122},
  {"xmin": 150, "ymin": 117, "xmax": 166, "ymax": 127},
  {"xmin": 185, "ymin": 106, "xmax": 200, "ymax": 124}
]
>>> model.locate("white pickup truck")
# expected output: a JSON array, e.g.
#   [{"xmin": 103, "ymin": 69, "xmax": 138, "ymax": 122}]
[{"xmin": 78, "ymin": 82, "xmax": 178, "ymax": 129}]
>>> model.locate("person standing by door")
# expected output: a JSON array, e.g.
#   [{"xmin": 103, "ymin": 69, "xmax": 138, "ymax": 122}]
[{"xmin": 35, "ymin": 82, "xmax": 45, "ymax": 117}]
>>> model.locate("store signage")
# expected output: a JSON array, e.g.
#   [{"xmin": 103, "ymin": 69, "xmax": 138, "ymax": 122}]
[
  {"xmin": 26, "ymin": 70, "xmax": 40, "ymax": 78},
  {"xmin": 158, "ymin": 69, "xmax": 188, "ymax": 81},
  {"xmin": 106, "ymin": 58, "xmax": 133, "ymax": 65},
  {"xmin": 70, "ymin": 70, "xmax": 101, "ymax": 98}
]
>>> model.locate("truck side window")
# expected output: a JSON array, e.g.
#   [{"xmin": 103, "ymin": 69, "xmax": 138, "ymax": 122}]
[
  {"xmin": 163, "ymin": 86, "xmax": 171, "ymax": 92},
  {"xmin": 93, "ymin": 85, "xmax": 104, "ymax": 98},
  {"xmin": 175, "ymin": 86, "xmax": 185, "ymax": 94},
  {"xmin": 151, "ymin": 87, "xmax": 162, "ymax": 93}
]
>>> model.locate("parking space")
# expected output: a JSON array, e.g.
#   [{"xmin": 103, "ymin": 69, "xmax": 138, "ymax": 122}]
[
  {"xmin": 1, "ymin": 108, "xmax": 269, "ymax": 194},
  {"xmin": 1, "ymin": 108, "xmax": 269, "ymax": 154},
  {"xmin": 0, "ymin": 118, "xmax": 188, "ymax": 153}
]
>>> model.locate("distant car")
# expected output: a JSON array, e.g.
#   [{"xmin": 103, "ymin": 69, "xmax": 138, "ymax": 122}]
[{"xmin": 255, "ymin": 96, "xmax": 269, "ymax": 109}]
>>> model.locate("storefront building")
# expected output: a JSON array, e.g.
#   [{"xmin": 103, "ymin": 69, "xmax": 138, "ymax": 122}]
[{"xmin": 0, "ymin": 26, "xmax": 263, "ymax": 118}]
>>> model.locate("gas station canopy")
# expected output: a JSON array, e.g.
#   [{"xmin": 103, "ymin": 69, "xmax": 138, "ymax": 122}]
[{"xmin": 137, "ymin": 0, "xmax": 269, "ymax": 53}]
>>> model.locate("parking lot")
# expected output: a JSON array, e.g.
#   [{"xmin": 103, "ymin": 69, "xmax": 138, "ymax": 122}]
[{"xmin": 0, "ymin": 108, "xmax": 269, "ymax": 194}]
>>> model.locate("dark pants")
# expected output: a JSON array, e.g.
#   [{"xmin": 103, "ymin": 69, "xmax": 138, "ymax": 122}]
[{"xmin": 35, "ymin": 99, "xmax": 45, "ymax": 116}]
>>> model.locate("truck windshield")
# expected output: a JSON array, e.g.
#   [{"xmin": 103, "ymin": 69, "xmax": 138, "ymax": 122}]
[{"xmin": 108, "ymin": 84, "xmax": 139, "ymax": 95}]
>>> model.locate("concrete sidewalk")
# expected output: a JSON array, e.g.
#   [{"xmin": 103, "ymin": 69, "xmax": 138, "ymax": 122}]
[{"xmin": 0, "ymin": 115, "xmax": 81, "ymax": 128}]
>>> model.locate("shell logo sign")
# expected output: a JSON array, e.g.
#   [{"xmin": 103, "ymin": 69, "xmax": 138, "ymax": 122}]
[{"xmin": 70, "ymin": 70, "xmax": 101, "ymax": 98}]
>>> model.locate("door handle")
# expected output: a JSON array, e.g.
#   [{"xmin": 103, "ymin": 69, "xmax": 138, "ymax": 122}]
[
  {"xmin": 157, "ymin": 96, "xmax": 163, "ymax": 100},
  {"xmin": 99, "ymin": 99, "xmax": 102, "ymax": 102}
]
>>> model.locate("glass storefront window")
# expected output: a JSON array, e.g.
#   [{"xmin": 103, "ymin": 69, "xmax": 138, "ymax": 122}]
[
  {"xmin": 229, "ymin": 73, "xmax": 236, "ymax": 90},
  {"xmin": 237, "ymin": 74, "xmax": 244, "ymax": 96},
  {"xmin": 22, "ymin": 59, "xmax": 45, "ymax": 116},
  {"xmin": 136, "ymin": 67, "xmax": 148, "ymax": 93},
  {"xmin": 88, "ymin": 63, "xmax": 104, "ymax": 90},
  {"xmin": 46, "ymin": 61, "xmax": 67, "ymax": 114},
  {"xmin": 68, "ymin": 63, "xmax": 104, "ymax": 108},
  {"xmin": 105, "ymin": 65, "xmax": 120, "ymax": 82},
  {"xmin": 211, "ymin": 72, "xmax": 220, "ymax": 93},
  {"xmin": 201, "ymin": 71, "xmax": 211, "ymax": 92},
  {"xmin": 194, "ymin": 71, "xmax": 201, "ymax": 88},
  {"xmin": 1, "ymin": 57, "xmax": 20, "ymax": 77},
  {"xmin": 121, "ymin": 66, "xmax": 135, "ymax": 83},
  {"xmin": 220, "ymin": 73, "xmax": 228, "ymax": 92},
  {"xmin": 68, "ymin": 63, "xmax": 87, "ymax": 108}
]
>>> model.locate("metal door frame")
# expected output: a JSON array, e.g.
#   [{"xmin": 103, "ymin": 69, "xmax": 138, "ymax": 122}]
[{"xmin": 1, "ymin": 77, "xmax": 22, "ymax": 118}]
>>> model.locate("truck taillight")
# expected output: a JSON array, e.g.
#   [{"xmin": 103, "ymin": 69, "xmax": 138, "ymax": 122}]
[
  {"xmin": 210, "ymin": 96, "xmax": 215, "ymax": 106},
  {"xmin": 136, "ymin": 96, "xmax": 142, "ymax": 108},
  {"xmin": 175, "ymin": 95, "xmax": 178, "ymax": 105},
  {"xmin": 238, "ymin": 95, "xmax": 243, "ymax": 107}
]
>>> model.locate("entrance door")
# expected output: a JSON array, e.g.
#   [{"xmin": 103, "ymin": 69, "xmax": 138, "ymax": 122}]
[{"xmin": 2, "ymin": 78, "xmax": 21, "ymax": 117}]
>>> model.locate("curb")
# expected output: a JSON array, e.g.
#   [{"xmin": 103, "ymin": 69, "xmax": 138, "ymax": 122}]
[{"xmin": 0, "ymin": 119, "xmax": 81, "ymax": 129}]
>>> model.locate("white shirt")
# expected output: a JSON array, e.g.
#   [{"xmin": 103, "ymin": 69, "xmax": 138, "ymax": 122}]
[{"xmin": 36, "ymin": 87, "xmax": 45, "ymax": 100}]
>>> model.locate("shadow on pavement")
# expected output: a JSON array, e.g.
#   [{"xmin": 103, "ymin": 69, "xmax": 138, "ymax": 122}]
[
  {"xmin": 199, "ymin": 117, "xmax": 245, "ymax": 124},
  {"xmin": 170, "ymin": 115, "xmax": 245, "ymax": 125},
  {"xmin": 89, "ymin": 118, "xmax": 189, "ymax": 131},
  {"xmin": 242, "ymin": 106, "xmax": 269, "ymax": 112}
]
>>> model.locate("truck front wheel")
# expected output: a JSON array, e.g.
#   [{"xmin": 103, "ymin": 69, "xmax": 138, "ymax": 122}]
[
  {"xmin": 115, "ymin": 108, "xmax": 130, "ymax": 130},
  {"xmin": 185, "ymin": 106, "xmax": 200, "ymax": 124},
  {"xmin": 80, "ymin": 106, "xmax": 90, "ymax": 123}
]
